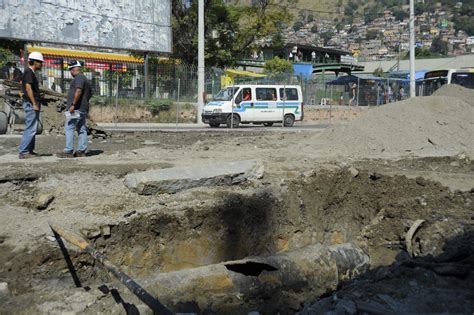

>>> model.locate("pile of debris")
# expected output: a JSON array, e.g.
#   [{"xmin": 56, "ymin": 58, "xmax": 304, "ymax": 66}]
[
  {"xmin": 0, "ymin": 79, "xmax": 108, "ymax": 138},
  {"xmin": 319, "ymin": 85, "xmax": 474, "ymax": 158}
]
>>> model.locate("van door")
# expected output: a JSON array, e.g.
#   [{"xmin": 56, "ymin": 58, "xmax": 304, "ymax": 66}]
[
  {"xmin": 279, "ymin": 87, "xmax": 302, "ymax": 121},
  {"xmin": 255, "ymin": 87, "xmax": 278, "ymax": 122},
  {"xmin": 233, "ymin": 87, "xmax": 253, "ymax": 122}
]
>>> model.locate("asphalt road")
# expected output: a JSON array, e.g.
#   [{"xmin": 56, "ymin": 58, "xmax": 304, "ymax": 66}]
[{"xmin": 97, "ymin": 122, "xmax": 331, "ymax": 133}]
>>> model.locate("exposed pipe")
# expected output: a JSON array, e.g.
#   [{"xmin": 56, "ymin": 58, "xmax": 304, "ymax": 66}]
[
  {"xmin": 49, "ymin": 224, "xmax": 172, "ymax": 315},
  {"xmin": 142, "ymin": 243, "xmax": 369, "ymax": 313}
]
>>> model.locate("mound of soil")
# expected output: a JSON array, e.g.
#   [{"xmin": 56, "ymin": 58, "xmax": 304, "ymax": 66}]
[
  {"xmin": 433, "ymin": 84, "xmax": 474, "ymax": 105},
  {"xmin": 320, "ymin": 94, "xmax": 474, "ymax": 158}
]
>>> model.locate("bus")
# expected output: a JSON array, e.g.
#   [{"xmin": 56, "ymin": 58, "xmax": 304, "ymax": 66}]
[{"xmin": 422, "ymin": 69, "xmax": 474, "ymax": 95}]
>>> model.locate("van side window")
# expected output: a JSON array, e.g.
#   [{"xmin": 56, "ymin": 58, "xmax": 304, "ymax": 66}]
[
  {"xmin": 279, "ymin": 88, "xmax": 298, "ymax": 101},
  {"xmin": 235, "ymin": 88, "xmax": 252, "ymax": 104},
  {"xmin": 242, "ymin": 88, "xmax": 252, "ymax": 101},
  {"xmin": 256, "ymin": 88, "xmax": 277, "ymax": 101}
]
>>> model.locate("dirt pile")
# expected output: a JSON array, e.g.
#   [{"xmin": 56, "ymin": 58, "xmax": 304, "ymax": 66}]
[
  {"xmin": 433, "ymin": 84, "xmax": 474, "ymax": 105},
  {"xmin": 319, "ymin": 94, "xmax": 474, "ymax": 158}
]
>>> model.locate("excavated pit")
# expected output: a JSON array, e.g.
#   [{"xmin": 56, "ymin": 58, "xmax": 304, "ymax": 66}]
[{"xmin": 0, "ymin": 167, "xmax": 472, "ymax": 314}]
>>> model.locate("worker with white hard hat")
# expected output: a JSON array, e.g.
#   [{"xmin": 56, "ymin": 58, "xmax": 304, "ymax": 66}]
[
  {"xmin": 18, "ymin": 51, "xmax": 44, "ymax": 159},
  {"xmin": 57, "ymin": 60, "xmax": 92, "ymax": 158}
]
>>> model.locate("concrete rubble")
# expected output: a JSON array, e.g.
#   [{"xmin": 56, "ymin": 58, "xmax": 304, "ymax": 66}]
[{"xmin": 124, "ymin": 160, "xmax": 264, "ymax": 194}]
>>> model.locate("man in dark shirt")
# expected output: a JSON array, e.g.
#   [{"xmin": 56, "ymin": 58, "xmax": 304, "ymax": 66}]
[
  {"xmin": 57, "ymin": 60, "xmax": 92, "ymax": 158},
  {"xmin": 18, "ymin": 52, "xmax": 43, "ymax": 159}
]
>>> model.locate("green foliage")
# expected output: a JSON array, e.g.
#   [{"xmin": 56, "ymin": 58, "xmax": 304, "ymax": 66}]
[
  {"xmin": 453, "ymin": 1, "xmax": 474, "ymax": 35},
  {"xmin": 392, "ymin": 9, "xmax": 408, "ymax": 22},
  {"xmin": 366, "ymin": 30, "xmax": 380, "ymax": 40},
  {"xmin": 293, "ymin": 21, "xmax": 304, "ymax": 32},
  {"xmin": 263, "ymin": 57, "xmax": 293, "ymax": 74},
  {"xmin": 320, "ymin": 32, "xmax": 335, "ymax": 45},
  {"xmin": 0, "ymin": 48, "xmax": 15, "ymax": 67},
  {"xmin": 402, "ymin": 47, "xmax": 441, "ymax": 59},
  {"xmin": 0, "ymin": 39, "xmax": 24, "ymax": 56},
  {"xmin": 430, "ymin": 36, "xmax": 449, "ymax": 55},
  {"xmin": 373, "ymin": 66, "xmax": 385, "ymax": 77},
  {"xmin": 103, "ymin": 70, "xmax": 134, "ymax": 88},
  {"xmin": 310, "ymin": 25, "xmax": 318, "ymax": 34},
  {"xmin": 171, "ymin": 0, "xmax": 295, "ymax": 67},
  {"xmin": 148, "ymin": 99, "xmax": 173, "ymax": 116}
]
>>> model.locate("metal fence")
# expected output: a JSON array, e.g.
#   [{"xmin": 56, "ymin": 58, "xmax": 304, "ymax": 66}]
[{"xmin": 1, "ymin": 54, "xmax": 432, "ymax": 128}]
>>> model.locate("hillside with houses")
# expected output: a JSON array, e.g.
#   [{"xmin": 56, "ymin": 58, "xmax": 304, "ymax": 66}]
[{"xmin": 229, "ymin": 0, "xmax": 474, "ymax": 61}]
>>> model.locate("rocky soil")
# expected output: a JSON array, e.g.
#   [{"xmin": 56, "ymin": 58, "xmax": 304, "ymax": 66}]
[{"xmin": 0, "ymin": 85, "xmax": 473, "ymax": 314}]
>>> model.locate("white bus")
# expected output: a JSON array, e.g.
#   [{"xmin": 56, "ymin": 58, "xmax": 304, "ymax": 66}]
[
  {"xmin": 202, "ymin": 85, "xmax": 304, "ymax": 128},
  {"xmin": 423, "ymin": 69, "xmax": 474, "ymax": 95}
]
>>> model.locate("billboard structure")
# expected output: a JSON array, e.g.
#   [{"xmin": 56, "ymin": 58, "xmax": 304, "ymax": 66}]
[{"xmin": 0, "ymin": 0, "xmax": 172, "ymax": 53}]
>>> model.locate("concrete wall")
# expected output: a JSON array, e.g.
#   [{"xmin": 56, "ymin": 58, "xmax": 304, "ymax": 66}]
[
  {"xmin": 0, "ymin": 0, "xmax": 171, "ymax": 53},
  {"xmin": 359, "ymin": 54, "xmax": 474, "ymax": 73}
]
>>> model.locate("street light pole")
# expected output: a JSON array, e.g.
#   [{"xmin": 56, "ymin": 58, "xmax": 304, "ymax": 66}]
[
  {"xmin": 409, "ymin": 0, "xmax": 416, "ymax": 98},
  {"xmin": 197, "ymin": 0, "xmax": 205, "ymax": 123}
]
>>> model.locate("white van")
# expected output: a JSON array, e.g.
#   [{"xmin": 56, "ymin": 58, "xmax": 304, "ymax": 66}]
[{"xmin": 202, "ymin": 85, "xmax": 304, "ymax": 128}]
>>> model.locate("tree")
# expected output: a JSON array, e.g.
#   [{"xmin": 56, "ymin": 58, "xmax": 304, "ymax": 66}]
[
  {"xmin": 293, "ymin": 21, "xmax": 304, "ymax": 32},
  {"xmin": 373, "ymin": 66, "xmax": 384, "ymax": 77},
  {"xmin": 0, "ymin": 39, "xmax": 24, "ymax": 56},
  {"xmin": 430, "ymin": 36, "xmax": 449, "ymax": 55},
  {"xmin": 392, "ymin": 9, "xmax": 408, "ymax": 22},
  {"xmin": 320, "ymin": 32, "xmax": 334, "ymax": 46},
  {"xmin": 366, "ymin": 30, "xmax": 379, "ymax": 40},
  {"xmin": 310, "ymin": 25, "xmax": 318, "ymax": 34},
  {"xmin": 263, "ymin": 57, "xmax": 293, "ymax": 74},
  {"xmin": 171, "ymin": 0, "xmax": 296, "ymax": 67}
]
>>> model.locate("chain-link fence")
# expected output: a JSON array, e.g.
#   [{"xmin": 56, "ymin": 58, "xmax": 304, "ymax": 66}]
[
  {"xmin": 1, "ymin": 56, "xmax": 225, "ymax": 126},
  {"xmin": 2, "ymin": 53, "xmax": 435, "ymax": 129}
]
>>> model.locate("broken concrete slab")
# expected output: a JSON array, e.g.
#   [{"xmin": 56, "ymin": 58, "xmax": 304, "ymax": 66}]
[{"xmin": 124, "ymin": 160, "xmax": 264, "ymax": 195}]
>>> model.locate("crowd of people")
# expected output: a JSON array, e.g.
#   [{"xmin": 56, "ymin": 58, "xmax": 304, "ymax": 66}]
[{"xmin": 348, "ymin": 81, "xmax": 407, "ymax": 106}]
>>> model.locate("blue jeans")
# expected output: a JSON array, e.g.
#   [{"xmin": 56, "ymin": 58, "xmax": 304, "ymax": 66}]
[
  {"xmin": 19, "ymin": 101, "xmax": 40, "ymax": 155},
  {"xmin": 64, "ymin": 112, "xmax": 88, "ymax": 153}
]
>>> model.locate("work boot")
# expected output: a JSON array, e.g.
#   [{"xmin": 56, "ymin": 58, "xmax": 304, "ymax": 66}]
[
  {"xmin": 74, "ymin": 151, "xmax": 87, "ymax": 158},
  {"xmin": 19, "ymin": 153, "xmax": 37, "ymax": 159},
  {"xmin": 56, "ymin": 151, "xmax": 74, "ymax": 158}
]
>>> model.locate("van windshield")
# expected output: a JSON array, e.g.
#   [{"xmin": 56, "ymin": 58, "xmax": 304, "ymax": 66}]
[{"xmin": 214, "ymin": 87, "xmax": 239, "ymax": 101}]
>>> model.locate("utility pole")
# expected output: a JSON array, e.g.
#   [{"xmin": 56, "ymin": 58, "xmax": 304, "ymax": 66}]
[
  {"xmin": 409, "ymin": 0, "xmax": 416, "ymax": 98},
  {"xmin": 144, "ymin": 52, "xmax": 149, "ymax": 99},
  {"xmin": 197, "ymin": 0, "xmax": 205, "ymax": 124}
]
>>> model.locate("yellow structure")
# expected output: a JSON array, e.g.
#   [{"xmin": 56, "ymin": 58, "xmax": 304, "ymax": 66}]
[
  {"xmin": 27, "ymin": 46, "xmax": 145, "ymax": 63},
  {"xmin": 221, "ymin": 69, "xmax": 266, "ymax": 87}
]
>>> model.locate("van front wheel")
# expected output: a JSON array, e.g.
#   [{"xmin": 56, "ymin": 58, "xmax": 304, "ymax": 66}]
[
  {"xmin": 226, "ymin": 114, "xmax": 240, "ymax": 128},
  {"xmin": 283, "ymin": 114, "xmax": 295, "ymax": 127}
]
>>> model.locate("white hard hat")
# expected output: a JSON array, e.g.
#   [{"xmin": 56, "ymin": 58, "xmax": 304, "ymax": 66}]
[
  {"xmin": 28, "ymin": 51, "xmax": 44, "ymax": 62},
  {"xmin": 67, "ymin": 60, "xmax": 82, "ymax": 70}
]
